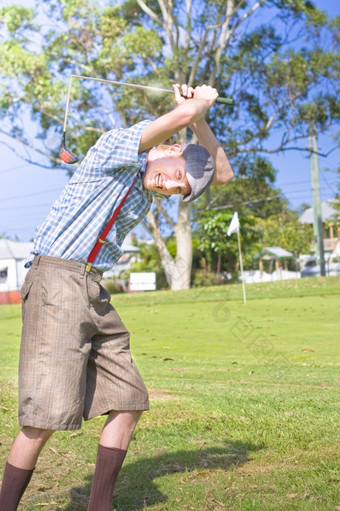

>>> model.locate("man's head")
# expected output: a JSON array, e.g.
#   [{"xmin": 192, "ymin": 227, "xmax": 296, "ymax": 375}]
[{"xmin": 143, "ymin": 144, "xmax": 214, "ymax": 202}]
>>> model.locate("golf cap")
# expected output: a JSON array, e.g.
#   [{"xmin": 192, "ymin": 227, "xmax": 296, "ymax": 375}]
[{"xmin": 181, "ymin": 144, "xmax": 215, "ymax": 203}]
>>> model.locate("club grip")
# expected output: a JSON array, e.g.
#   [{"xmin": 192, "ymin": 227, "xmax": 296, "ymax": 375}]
[{"xmin": 216, "ymin": 96, "xmax": 235, "ymax": 106}]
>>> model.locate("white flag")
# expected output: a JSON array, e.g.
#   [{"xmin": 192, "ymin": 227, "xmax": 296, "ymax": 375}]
[{"xmin": 227, "ymin": 211, "xmax": 239, "ymax": 236}]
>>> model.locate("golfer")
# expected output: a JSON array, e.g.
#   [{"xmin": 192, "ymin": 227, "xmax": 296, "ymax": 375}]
[{"xmin": 0, "ymin": 83, "xmax": 233, "ymax": 511}]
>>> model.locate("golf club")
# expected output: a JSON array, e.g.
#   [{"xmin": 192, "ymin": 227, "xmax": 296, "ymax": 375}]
[{"xmin": 59, "ymin": 74, "xmax": 235, "ymax": 164}]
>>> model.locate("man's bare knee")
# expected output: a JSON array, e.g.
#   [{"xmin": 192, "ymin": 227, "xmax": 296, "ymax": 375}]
[
  {"xmin": 21, "ymin": 426, "xmax": 55, "ymax": 442},
  {"xmin": 108, "ymin": 410, "xmax": 143, "ymax": 423},
  {"xmin": 7, "ymin": 427, "xmax": 55, "ymax": 469},
  {"xmin": 100, "ymin": 410, "xmax": 144, "ymax": 450},
  {"xmin": 128, "ymin": 410, "xmax": 143, "ymax": 423}
]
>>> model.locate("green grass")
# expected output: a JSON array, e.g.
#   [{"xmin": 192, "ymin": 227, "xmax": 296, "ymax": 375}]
[{"xmin": 0, "ymin": 276, "xmax": 340, "ymax": 510}]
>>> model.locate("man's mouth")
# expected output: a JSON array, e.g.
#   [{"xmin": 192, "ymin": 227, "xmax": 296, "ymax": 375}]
[{"xmin": 155, "ymin": 174, "xmax": 163, "ymax": 189}]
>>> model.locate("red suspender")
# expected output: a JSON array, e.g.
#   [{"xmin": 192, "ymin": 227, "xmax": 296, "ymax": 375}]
[{"xmin": 85, "ymin": 179, "xmax": 136, "ymax": 273}]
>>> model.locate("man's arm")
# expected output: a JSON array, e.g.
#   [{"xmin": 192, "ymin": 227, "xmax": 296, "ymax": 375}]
[
  {"xmin": 139, "ymin": 83, "xmax": 233, "ymax": 185},
  {"xmin": 190, "ymin": 118, "xmax": 234, "ymax": 185},
  {"xmin": 138, "ymin": 84, "xmax": 217, "ymax": 153},
  {"xmin": 181, "ymin": 84, "xmax": 233, "ymax": 185}
]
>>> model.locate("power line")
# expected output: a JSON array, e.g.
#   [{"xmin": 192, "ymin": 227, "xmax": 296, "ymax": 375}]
[
  {"xmin": 208, "ymin": 194, "xmax": 282, "ymax": 211},
  {"xmin": 278, "ymin": 177, "xmax": 338, "ymax": 189},
  {"xmin": 0, "ymin": 163, "xmax": 30, "ymax": 175},
  {"xmin": 320, "ymin": 172, "xmax": 338, "ymax": 195}
]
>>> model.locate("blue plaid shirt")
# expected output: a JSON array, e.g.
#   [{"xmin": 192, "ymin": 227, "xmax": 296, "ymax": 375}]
[{"xmin": 28, "ymin": 120, "xmax": 153, "ymax": 271}]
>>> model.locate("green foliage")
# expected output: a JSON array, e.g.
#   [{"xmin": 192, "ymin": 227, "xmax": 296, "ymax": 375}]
[
  {"xmin": 193, "ymin": 189, "xmax": 313, "ymax": 276},
  {"xmin": 255, "ymin": 211, "xmax": 314, "ymax": 254},
  {"xmin": 0, "ymin": 5, "xmax": 35, "ymax": 33},
  {"xmin": 272, "ymin": 0, "xmax": 327, "ymax": 26},
  {"xmin": 239, "ymin": 156, "xmax": 277, "ymax": 182},
  {"xmin": 0, "ymin": 1, "xmax": 168, "ymax": 162},
  {"xmin": 0, "ymin": 41, "xmax": 41, "ymax": 77},
  {"xmin": 0, "ymin": 0, "xmax": 339, "ymax": 287},
  {"xmin": 194, "ymin": 172, "xmax": 288, "ymax": 222},
  {"xmin": 129, "ymin": 241, "xmax": 169, "ymax": 290},
  {"xmin": 0, "ymin": 0, "xmax": 338, "ymax": 164},
  {"xmin": 194, "ymin": 210, "xmax": 261, "ymax": 274},
  {"xmin": 197, "ymin": 210, "xmax": 235, "ymax": 254}
]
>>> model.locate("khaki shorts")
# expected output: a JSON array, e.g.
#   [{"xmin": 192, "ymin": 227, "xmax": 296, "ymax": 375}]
[{"xmin": 18, "ymin": 255, "xmax": 149, "ymax": 431}]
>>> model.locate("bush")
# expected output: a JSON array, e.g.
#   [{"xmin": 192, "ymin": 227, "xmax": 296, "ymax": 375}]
[
  {"xmin": 102, "ymin": 278, "xmax": 128, "ymax": 294},
  {"xmin": 192, "ymin": 271, "xmax": 229, "ymax": 287}
]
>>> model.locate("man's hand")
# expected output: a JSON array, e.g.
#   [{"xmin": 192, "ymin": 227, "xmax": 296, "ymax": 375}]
[
  {"xmin": 173, "ymin": 83, "xmax": 218, "ymax": 112},
  {"xmin": 139, "ymin": 84, "xmax": 219, "ymax": 152},
  {"xmin": 173, "ymin": 84, "xmax": 233, "ymax": 186}
]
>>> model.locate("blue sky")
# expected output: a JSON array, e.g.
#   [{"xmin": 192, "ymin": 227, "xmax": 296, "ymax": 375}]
[{"xmin": 0, "ymin": 0, "xmax": 339, "ymax": 242}]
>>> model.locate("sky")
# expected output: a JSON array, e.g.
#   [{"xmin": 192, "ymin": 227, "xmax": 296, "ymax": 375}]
[{"xmin": 0, "ymin": 0, "xmax": 339, "ymax": 242}]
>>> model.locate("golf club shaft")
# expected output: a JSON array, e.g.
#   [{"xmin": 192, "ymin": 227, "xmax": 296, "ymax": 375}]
[
  {"xmin": 68, "ymin": 74, "xmax": 235, "ymax": 105},
  {"xmin": 62, "ymin": 75, "xmax": 74, "ymax": 132},
  {"xmin": 60, "ymin": 74, "xmax": 234, "ymax": 156}
]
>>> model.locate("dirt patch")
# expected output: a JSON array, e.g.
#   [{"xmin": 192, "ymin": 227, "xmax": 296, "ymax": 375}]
[{"xmin": 148, "ymin": 389, "xmax": 175, "ymax": 401}]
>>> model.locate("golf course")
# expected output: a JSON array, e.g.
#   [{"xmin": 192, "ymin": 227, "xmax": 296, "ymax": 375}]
[{"xmin": 0, "ymin": 276, "xmax": 339, "ymax": 510}]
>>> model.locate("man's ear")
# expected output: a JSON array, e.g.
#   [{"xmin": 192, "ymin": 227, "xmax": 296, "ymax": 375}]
[{"xmin": 168, "ymin": 144, "xmax": 182, "ymax": 155}]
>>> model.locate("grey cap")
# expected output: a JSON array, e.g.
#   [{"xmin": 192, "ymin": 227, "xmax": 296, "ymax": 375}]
[{"xmin": 181, "ymin": 144, "xmax": 215, "ymax": 203}]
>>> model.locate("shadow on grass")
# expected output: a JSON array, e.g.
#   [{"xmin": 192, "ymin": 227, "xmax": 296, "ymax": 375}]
[{"xmin": 65, "ymin": 441, "xmax": 263, "ymax": 510}]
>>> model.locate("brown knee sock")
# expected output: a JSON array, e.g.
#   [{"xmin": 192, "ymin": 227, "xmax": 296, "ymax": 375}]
[
  {"xmin": 0, "ymin": 462, "xmax": 34, "ymax": 511},
  {"xmin": 87, "ymin": 445, "xmax": 127, "ymax": 511}
]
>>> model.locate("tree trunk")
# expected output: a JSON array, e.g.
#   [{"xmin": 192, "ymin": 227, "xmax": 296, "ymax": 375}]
[
  {"xmin": 217, "ymin": 253, "xmax": 222, "ymax": 276},
  {"xmin": 172, "ymin": 200, "xmax": 192, "ymax": 290},
  {"xmin": 146, "ymin": 201, "xmax": 192, "ymax": 290}
]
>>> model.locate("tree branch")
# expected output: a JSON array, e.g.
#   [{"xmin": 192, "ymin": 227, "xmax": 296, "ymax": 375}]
[
  {"xmin": 209, "ymin": 0, "xmax": 265, "ymax": 83},
  {"xmin": 230, "ymin": 0, "xmax": 265, "ymax": 36},
  {"xmin": 188, "ymin": 25, "xmax": 211, "ymax": 86},
  {"xmin": 136, "ymin": 0, "xmax": 165, "ymax": 30},
  {"xmin": 157, "ymin": 0, "xmax": 175, "ymax": 49},
  {"xmin": 0, "ymin": 130, "xmax": 68, "ymax": 167},
  {"xmin": 236, "ymin": 142, "xmax": 337, "ymax": 158},
  {"xmin": 154, "ymin": 198, "xmax": 176, "ymax": 229},
  {"xmin": 48, "ymin": 51, "xmax": 93, "ymax": 74},
  {"xmin": 206, "ymin": 194, "xmax": 283, "ymax": 212}
]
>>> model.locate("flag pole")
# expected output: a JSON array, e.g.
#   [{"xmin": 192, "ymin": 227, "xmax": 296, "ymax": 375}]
[
  {"xmin": 227, "ymin": 212, "xmax": 246, "ymax": 305},
  {"xmin": 237, "ymin": 229, "xmax": 247, "ymax": 305}
]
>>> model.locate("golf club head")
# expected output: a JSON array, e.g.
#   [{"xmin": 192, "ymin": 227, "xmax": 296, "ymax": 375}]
[{"xmin": 59, "ymin": 132, "xmax": 79, "ymax": 164}]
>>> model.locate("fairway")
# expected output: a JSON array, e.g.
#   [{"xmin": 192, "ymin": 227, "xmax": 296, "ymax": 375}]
[{"xmin": 0, "ymin": 277, "xmax": 339, "ymax": 510}]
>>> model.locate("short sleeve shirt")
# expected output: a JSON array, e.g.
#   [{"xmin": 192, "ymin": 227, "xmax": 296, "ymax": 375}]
[{"xmin": 28, "ymin": 120, "xmax": 153, "ymax": 272}]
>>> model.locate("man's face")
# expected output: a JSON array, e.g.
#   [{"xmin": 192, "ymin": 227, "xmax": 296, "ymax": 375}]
[{"xmin": 143, "ymin": 146, "xmax": 191, "ymax": 196}]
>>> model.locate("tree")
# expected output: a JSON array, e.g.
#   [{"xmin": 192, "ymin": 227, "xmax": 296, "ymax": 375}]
[
  {"xmin": 255, "ymin": 210, "xmax": 313, "ymax": 256},
  {"xmin": 193, "ymin": 156, "xmax": 289, "ymax": 219},
  {"xmin": 194, "ymin": 210, "xmax": 260, "ymax": 278},
  {"xmin": 126, "ymin": 240, "xmax": 170, "ymax": 289},
  {"xmin": 0, "ymin": 0, "xmax": 339, "ymax": 289}
]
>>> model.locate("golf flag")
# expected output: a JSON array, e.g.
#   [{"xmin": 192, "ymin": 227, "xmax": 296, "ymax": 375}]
[
  {"xmin": 227, "ymin": 211, "xmax": 240, "ymax": 236},
  {"xmin": 226, "ymin": 211, "xmax": 246, "ymax": 305}
]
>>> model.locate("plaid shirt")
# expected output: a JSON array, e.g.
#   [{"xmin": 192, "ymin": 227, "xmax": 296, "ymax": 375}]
[{"xmin": 28, "ymin": 120, "xmax": 153, "ymax": 271}]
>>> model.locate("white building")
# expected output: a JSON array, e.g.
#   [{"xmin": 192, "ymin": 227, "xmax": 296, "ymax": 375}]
[
  {"xmin": 103, "ymin": 233, "xmax": 140, "ymax": 278},
  {"xmin": 299, "ymin": 199, "xmax": 340, "ymax": 258},
  {"xmin": 0, "ymin": 239, "xmax": 33, "ymax": 303},
  {"xmin": 0, "ymin": 234, "xmax": 141, "ymax": 302}
]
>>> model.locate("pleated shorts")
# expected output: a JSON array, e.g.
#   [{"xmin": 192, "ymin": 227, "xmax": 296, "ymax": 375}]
[{"xmin": 18, "ymin": 255, "xmax": 149, "ymax": 431}]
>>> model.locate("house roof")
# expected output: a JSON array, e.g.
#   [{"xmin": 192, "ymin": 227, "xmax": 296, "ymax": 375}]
[
  {"xmin": 299, "ymin": 200, "xmax": 339, "ymax": 224},
  {"xmin": 121, "ymin": 233, "xmax": 140, "ymax": 252},
  {"xmin": 0, "ymin": 239, "xmax": 34, "ymax": 260},
  {"xmin": 254, "ymin": 247, "xmax": 294, "ymax": 260},
  {"xmin": 0, "ymin": 235, "xmax": 139, "ymax": 262}
]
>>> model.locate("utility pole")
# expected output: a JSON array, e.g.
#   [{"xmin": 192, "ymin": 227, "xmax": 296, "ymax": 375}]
[{"xmin": 308, "ymin": 128, "xmax": 326, "ymax": 276}]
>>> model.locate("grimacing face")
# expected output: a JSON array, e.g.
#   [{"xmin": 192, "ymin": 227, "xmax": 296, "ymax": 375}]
[{"xmin": 143, "ymin": 145, "xmax": 191, "ymax": 196}]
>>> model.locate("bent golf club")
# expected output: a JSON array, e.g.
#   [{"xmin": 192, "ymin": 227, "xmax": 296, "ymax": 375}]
[{"xmin": 59, "ymin": 74, "xmax": 235, "ymax": 164}]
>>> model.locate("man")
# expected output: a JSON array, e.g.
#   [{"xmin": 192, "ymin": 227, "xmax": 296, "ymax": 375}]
[{"xmin": 0, "ymin": 83, "xmax": 233, "ymax": 511}]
